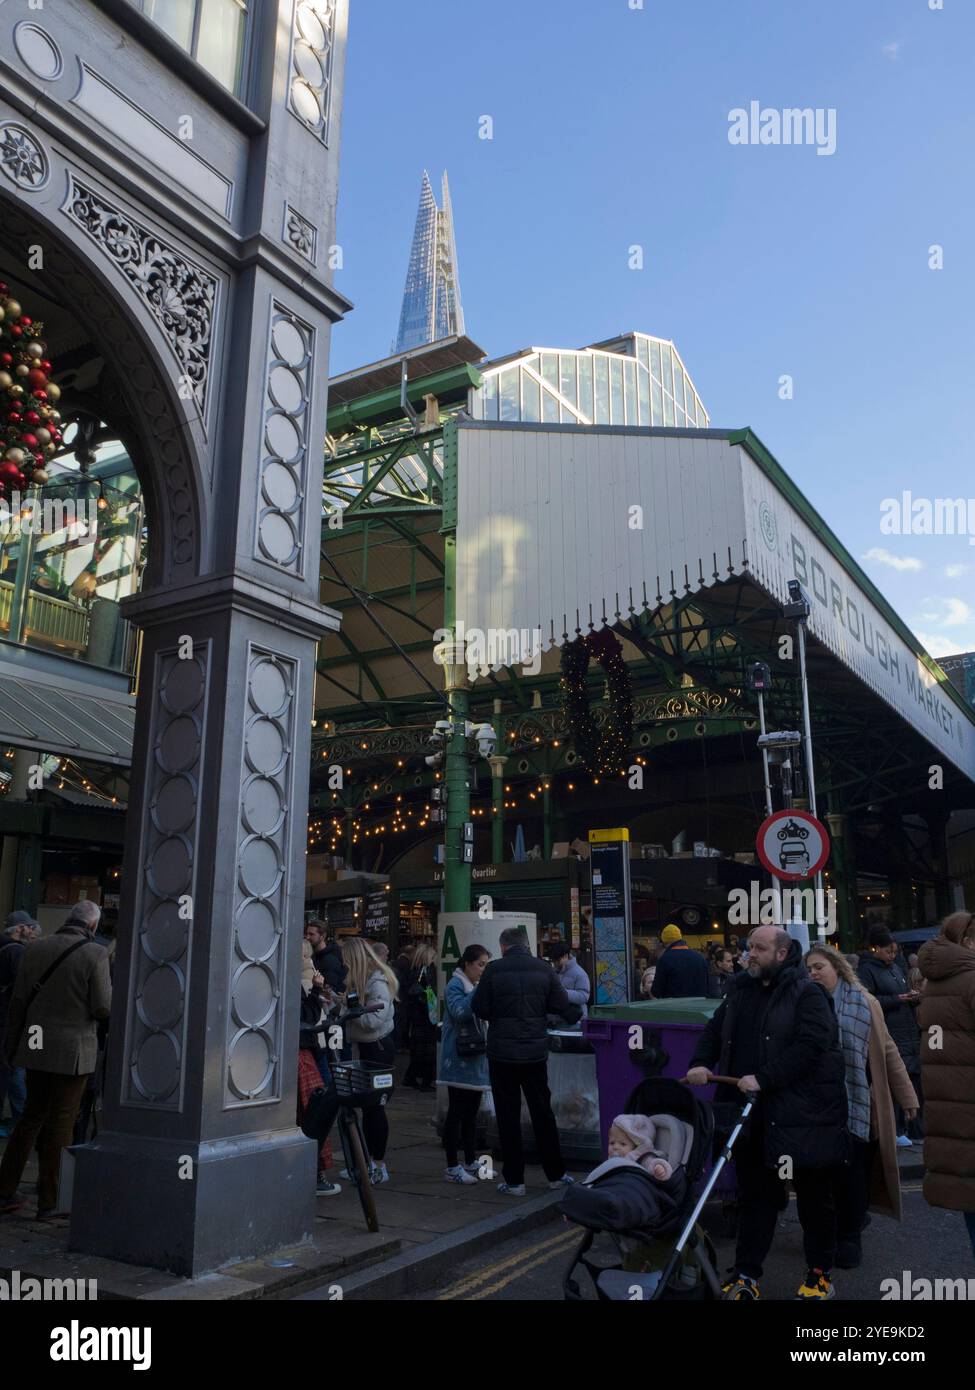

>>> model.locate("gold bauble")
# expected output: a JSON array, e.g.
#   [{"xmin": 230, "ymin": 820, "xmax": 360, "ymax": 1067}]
[
  {"xmin": 44, "ymin": 443, "xmax": 57, "ymax": 457},
  {"xmin": 0, "ymin": 306, "xmax": 4, "ymax": 322},
  {"xmin": 35, "ymin": 427, "xmax": 51, "ymax": 444},
  {"xmin": 0, "ymin": 371, "xmax": 11, "ymax": 390},
  {"xmin": 5, "ymin": 447, "xmax": 25, "ymax": 465},
  {"xmin": 3, "ymin": 299, "xmax": 21, "ymax": 319},
  {"xmin": 15, "ymin": 364, "xmax": 29, "ymax": 378},
  {"xmin": 9, "ymin": 385, "xmax": 24, "ymax": 398},
  {"xmin": 25, "ymin": 342, "xmax": 44, "ymax": 359},
  {"xmin": 45, "ymin": 382, "xmax": 61, "ymax": 402},
  {"xmin": 32, "ymin": 467, "xmax": 50, "ymax": 483}
]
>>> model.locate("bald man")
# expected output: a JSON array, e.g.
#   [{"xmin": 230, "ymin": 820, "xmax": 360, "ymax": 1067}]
[{"xmin": 687, "ymin": 925, "xmax": 847, "ymax": 1302}]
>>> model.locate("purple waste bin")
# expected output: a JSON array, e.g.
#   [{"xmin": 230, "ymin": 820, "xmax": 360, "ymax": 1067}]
[{"xmin": 584, "ymin": 999, "xmax": 737, "ymax": 1196}]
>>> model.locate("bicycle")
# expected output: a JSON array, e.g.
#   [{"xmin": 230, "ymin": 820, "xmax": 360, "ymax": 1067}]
[{"xmin": 331, "ymin": 1057, "xmax": 394, "ymax": 1233}]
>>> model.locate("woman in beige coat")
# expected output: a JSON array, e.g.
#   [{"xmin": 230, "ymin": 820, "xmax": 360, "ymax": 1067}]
[{"xmin": 806, "ymin": 947, "xmax": 919, "ymax": 1268}]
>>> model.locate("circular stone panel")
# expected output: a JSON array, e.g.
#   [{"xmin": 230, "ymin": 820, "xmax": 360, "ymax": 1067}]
[
  {"xmin": 259, "ymin": 512, "xmax": 299, "ymax": 566},
  {"xmin": 133, "ymin": 1031, "xmax": 180, "ymax": 1101},
  {"xmin": 139, "ymin": 963, "xmax": 184, "ymax": 1031},
  {"xmin": 296, "ymin": 3, "xmax": 327, "ymax": 48},
  {"xmin": 157, "ymin": 715, "xmax": 199, "ymax": 774},
  {"xmin": 243, "ymin": 776, "xmax": 285, "ymax": 836},
  {"xmin": 269, "ymin": 364, "xmax": 304, "ymax": 414},
  {"xmin": 236, "ymin": 899, "xmax": 278, "ymax": 962},
  {"xmin": 162, "ymin": 658, "xmax": 204, "ymax": 714},
  {"xmin": 151, "ymin": 774, "xmax": 196, "ymax": 835},
  {"xmin": 271, "ymin": 317, "xmax": 306, "ymax": 367},
  {"xmin": 143, "ymin": 900, "xmax": 189, "ymax": 964},
  {"xmin": 266, "ymin": 411, "xmax": 302, "ymax": 462},
  {"xmin": 232, "ymin": 963, "xmax": 276, "ymax": 1028},
  {"xmin": 250, "ymin": 659, "xmax": 289, "ymax": 716},
  {"xmin": 294, "ymin": 40, "xmax": 325, "ymax": 88},
  {"xmin": 245, "ymin": 715, "xmax": 286, "ymax": 773},
  {"xmin": 228, "ymin": 1029, "xmax": 273, "ymax": 1097},
  {"xmin": 290, "ymin": 79, "xmax": 322, "ymax": 128},
  {"xmin": 147, "ymin": 836, "xmax": 192, "ymax": 898},
  {"xmin": 238, "ymin": 835, "xmax": 282, "ymax": 898},
  {"xmin": 13, "ymin": 24, "xmax": 63, "ymax": 80},
  {"xmin": 262, "ymin": 461, "xmax": 299, "ymax": 511}
]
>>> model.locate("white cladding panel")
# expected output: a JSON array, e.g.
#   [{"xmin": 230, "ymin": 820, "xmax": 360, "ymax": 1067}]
[
  {"xmin": 455, "ymin": 424, "xmax": 748, "ymax": 664},
  {"xmin": 740, "ymin": 452, "xmax": 975, "ymax": 780}
]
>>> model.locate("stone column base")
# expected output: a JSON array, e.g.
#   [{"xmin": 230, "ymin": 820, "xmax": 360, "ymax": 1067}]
[{"xmin": 69, "ymin": 1127, "xmax": 317, "ymax": 1277}]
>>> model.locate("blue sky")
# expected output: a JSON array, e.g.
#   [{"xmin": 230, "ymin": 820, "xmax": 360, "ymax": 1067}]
[{"xmin": 332, "ymin": 0, "xmax": 974, "ymax": 659}]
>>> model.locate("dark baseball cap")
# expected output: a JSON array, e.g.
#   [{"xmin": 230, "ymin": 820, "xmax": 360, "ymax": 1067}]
[{"xmin": 5, "ymin": 909, "xmax": 39, "ymax": 932}]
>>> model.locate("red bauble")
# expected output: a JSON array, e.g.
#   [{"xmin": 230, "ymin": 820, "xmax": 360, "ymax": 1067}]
[
  {"xmin": 40, "ymin": 360, "xmax": 51, "ymax": 370},
  {"xmin": 19, "ymin": 316, "xmax": 32, "ymax": 327},
  {"xmin": 28, "ymin": 369, "xmax": 47, "ymax": 390},
  {"xmin": 34, "ymin": 390, "xmax": 47, "ymax": 402},
  {"xmin": 0, "ymin": 353, "xmax": 12, "ymax": 366},
  {"xmin": 10, "ymin": 327, "xmax": 22, "ymax": 339},
  {"xmin": 24, "ymin": 410, "xmax": 40, "ymax": 425},
  {"xmin": 8, "ymin": 414, "xmax": 22, "ymax": 427},
  {"xmin": 0, "ymin": 461, "xmax": 23, "ymax": 486},
  {"xmin": 19, "ymin": 432, "xmax": 38, "ymax": 448}
]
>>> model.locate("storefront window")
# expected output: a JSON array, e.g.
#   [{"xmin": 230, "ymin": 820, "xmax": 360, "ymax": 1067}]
[
  {"xmin": 139, "ymin": 0, "xmax": 249, "ymax": 94},
  {"xmin": 594, "ymin": 356, "xmax": 609, "ymax": 424},
  {"xmin": 577, "ymin": 356, "xmax": 593, "ymax": 420}
]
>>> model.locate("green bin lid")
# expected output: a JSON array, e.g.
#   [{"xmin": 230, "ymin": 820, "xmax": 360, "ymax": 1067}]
[{"xmin": 588, "ymin": 997, "xmax": 721, "ymax": 1025}]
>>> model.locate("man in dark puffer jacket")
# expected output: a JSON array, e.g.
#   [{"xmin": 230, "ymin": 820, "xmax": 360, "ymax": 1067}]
[
  {"xmin": 688, "ymin": 927, "xmax": 847, "ymax": 1302},
  {"xmin": 471, "ymin": 927, "xmax": 581, "ymax": 1195}
]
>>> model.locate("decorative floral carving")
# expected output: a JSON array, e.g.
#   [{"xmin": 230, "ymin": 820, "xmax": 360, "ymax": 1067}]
[
  {"xmin": 63, "ymin": 177, "xmax": 216, "ymax": 416},
  {"xmin": 0, "ymin": 124, "xmax": 49, "ymax": 190},
  {"xmin": 285, "ymin": 206, "xmax": 316, "ymax": 261}
]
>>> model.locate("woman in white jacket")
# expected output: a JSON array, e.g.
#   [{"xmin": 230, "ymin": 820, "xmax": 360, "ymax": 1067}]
[{"xmin": 339, "ymin": 937, "xmax": 400, "ymax": 1185}]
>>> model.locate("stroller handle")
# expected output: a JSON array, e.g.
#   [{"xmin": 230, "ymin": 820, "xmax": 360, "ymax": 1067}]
[{"xmin": 680, "ymin": 1072, "xmax": 744, "ymax": 1087}]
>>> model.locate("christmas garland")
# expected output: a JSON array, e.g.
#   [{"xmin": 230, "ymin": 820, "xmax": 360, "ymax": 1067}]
[
  {"xmin": 0, "ymin": 281, "xmax": 63, "ymax": 497},
  {"xmin": 560, "ymin": 628, "xmax": 634, "ymax": 776}
]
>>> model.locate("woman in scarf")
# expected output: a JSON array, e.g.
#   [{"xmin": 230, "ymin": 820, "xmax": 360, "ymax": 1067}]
[
  {"xmin": 437, "ymin": 944, "xmax": 491, "ymax": 1183},
  {"xmin": 805, "ymin": 946, "xmax": 919, "ymax": 1268}
]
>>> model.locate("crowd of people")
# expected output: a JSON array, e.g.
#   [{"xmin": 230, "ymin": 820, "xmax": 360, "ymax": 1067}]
[{"xmin": 1, "ymin": 898, "xmax": 973, "ymax": 1307}]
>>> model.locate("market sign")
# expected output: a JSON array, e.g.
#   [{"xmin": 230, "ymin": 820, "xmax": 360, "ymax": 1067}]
[
  {"xmin": 364, "ymin": 890, "xmax": 391, "ymax": 938},
  {"xmin": 741, "ymin": 450, "xmax": 975, "ymax": 781},
  {"xmin": 588, "ymin": 830, "xmax": 633, "ymax": 1005},
  {"xmin": 756, "ymin": 810, "xmax": 830, "ymax": 882}
]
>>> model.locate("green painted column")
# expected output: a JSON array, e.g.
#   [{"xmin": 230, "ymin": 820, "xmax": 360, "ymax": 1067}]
[
  {"xmin": 826, "ymin": 804, "xmax": 857, "ymax": 951},
  {"xmin": 488, "ymin": 751, "xmax": 507, "ymax": 865},
  {"xmin": 926, "ymin": 809, "xmax": 953, "ymax": 921},
  {"xmin": 441, "ymin": 420, "xmax": 471, "ymax": 914},
  {"xmin": 542, "ymin": 780, "xmax": 553, "ymax": 861},
  {"xmin": 13, "ymin": 835, "xmax": 42, "ymax": 917}
]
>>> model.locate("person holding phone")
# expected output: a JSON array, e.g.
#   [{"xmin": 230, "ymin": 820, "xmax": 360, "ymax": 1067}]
[{"xmin": 856, "ymin": 928, "xmax": 922, "ymax": 1145}]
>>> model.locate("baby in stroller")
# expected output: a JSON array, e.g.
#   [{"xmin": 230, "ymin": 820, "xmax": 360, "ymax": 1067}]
[
  {"xmin": 562, "ymin": 1110, "xmax": 691, "ymax": 1238},
  {"xmin": 561, "ymin": 1077, "xmax": 725, "ymax": 1300},
  {"xmin": 608, "ymin": 1114, "xmax": 681, "ymax": 1184}
]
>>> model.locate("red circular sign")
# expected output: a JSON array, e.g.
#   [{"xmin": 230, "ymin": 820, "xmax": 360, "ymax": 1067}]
[{"xmin": 756, "ymin": 809, "xmax": 830, "ymax": 882}]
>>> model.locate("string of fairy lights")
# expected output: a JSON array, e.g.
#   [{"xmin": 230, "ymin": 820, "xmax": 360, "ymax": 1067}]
[
  {"xmin": 0, "ymin": 747, "xmax": 126, "ymax": 806},
  {"xmin": 306, "ymin": 745, "xmax": 652, "ymax": 854}
]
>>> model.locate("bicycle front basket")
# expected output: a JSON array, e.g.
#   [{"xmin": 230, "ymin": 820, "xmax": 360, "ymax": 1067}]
[{"xmin": 332, "ymin": 1060, "xmax": 395, "ymax": 1106}]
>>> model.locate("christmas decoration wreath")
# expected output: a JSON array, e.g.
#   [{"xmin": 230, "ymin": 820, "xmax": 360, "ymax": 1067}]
[
  {"xmin": 0, "ymin": 281, "xmax": 63, "ymax": 498},
  {"xmin": 560, "ymin": 627, "xmax": 633, "ymax": 776}
]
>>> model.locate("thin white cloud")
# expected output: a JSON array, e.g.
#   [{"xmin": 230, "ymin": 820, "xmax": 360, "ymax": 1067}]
[
  {"xmin": 863, "ymin": 547, "xmax": 923, "ymax": 572},
  {"xmin": 882, "ymin": 41, "xmax": 901, "ymax": 61},
  {"xmin": 946, "ymin": 564, "xmax": 970, "ymax": 579},
  {"xmin": 943, "ymin": 597, "xmax": 972, "ymax": 627}
]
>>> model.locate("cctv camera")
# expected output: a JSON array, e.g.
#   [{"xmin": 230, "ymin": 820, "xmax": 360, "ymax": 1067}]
[
  {"xmin": 474, "ymin": 723, "xmax": 497, "ymax": 758},
  {"xmin": 425, "ymin": 751, "xmax": 444, "ymax": 769},
  {"xmin": 784, "ymin": 579, "xmax": 811, "ymax": 621}
]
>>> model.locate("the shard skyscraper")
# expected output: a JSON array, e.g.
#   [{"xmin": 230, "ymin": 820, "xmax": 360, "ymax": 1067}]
[{"xmin": 393, "ymin": 170, "xmax": 466, "ymax": 354}]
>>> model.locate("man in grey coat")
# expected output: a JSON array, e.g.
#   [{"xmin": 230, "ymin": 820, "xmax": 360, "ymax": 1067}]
[
  {"xmin": 0, "ymin": 900, "xmax": 111, "ymax": 1218},
  {"xmin": 549, "ymin": 942, "xmax": 591, "ymax": 1019}
]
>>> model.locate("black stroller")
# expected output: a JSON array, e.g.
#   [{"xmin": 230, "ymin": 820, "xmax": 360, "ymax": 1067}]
[{"xmin": 561, "ymin": 1075, "xmax": 753, "ymax": 1301}]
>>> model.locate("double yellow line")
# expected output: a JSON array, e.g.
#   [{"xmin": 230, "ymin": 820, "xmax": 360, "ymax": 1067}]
[{"xmin": 436, "ymin": 1226, "xmax": 581, "ymax": 1301}]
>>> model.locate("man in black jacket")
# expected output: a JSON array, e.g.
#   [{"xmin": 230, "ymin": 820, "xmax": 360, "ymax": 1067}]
[
  {"xmin": 471, "ymin": 927, "xmax": 581, "ymax": 1195},
  {"xmin": 651, "ymin": 926, "xmax": 709, "ymax": 998},
  {"xmin": 687, "ymin": 927, "xmax": 847, "ymax": 1302}
]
